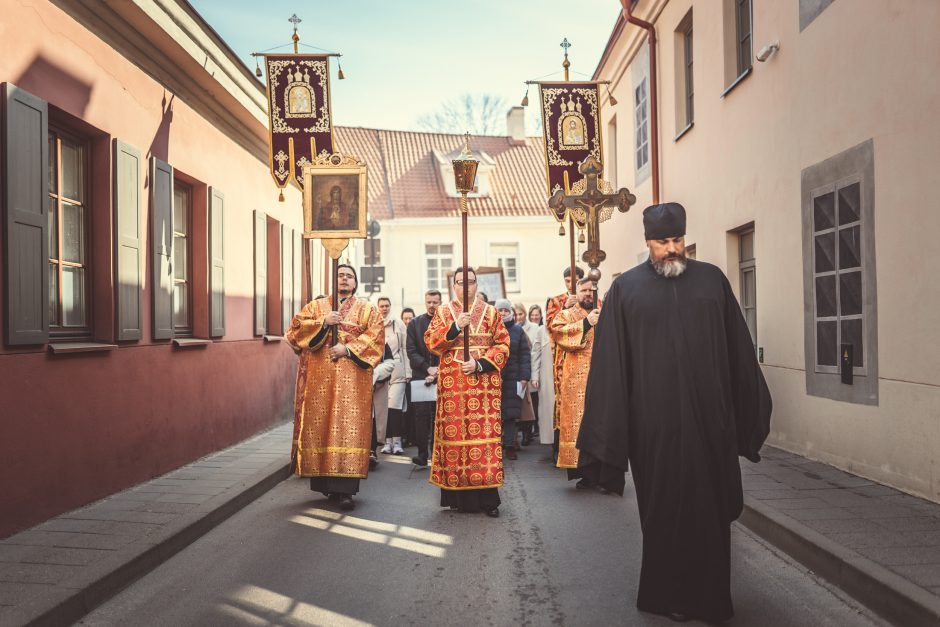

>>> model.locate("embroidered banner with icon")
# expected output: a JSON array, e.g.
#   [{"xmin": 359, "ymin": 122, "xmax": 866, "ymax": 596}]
[
  {"xmin": 537, "ymin": 82, "xmax": 603, "ymax": 196},
  {"xmin": 264, "ymin": 54, "xmax": 335, "ymax": 194}
]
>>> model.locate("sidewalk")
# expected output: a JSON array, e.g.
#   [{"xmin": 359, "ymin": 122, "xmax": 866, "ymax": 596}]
[
  {"xmin": 740, "ymin": 446, "xmax": 940, "ymax": 627},
  {"xmin": 0, "ymin": 422, "xmax": 293, "ymax": 627}
]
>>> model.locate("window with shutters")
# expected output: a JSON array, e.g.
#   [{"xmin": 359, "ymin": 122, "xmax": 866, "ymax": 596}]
[
  {"xmin": 47, "ymin": 128, "xmax": 91, "ymax": 336},
  {"xmin": 491, "ymin": 243, "xmax": 520, "ymax": 293},
  {"xmin": 173, "ymin": 180, "xmax": 192, "ymax": 334},
  {"xmin": 801, "ymin": 139, "xmax": 877, "ymax": 405},
  {"xmin": 425, "ymin": 243, "xmax": 454, "ymax": 291}
]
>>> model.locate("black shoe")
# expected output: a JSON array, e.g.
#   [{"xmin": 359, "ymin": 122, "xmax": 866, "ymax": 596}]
[
  {"xmin": 338, "ymin": 495, "xmax": 355, "ymax": 511},
  {"xmin": 575, "ymin": 478, "xmax": 596, "ymax": 491},
  {"xmin": 504, "ymin": 447, "xmax": 518, "ymax": 460},
  {"xmin": 368, "ymin": 451, "xmax": 379, "ymax": 470},
  {"xmin": 411, "ymin": 456, "xmax": 428, "ymax": 467},
  {"xmin": 327, "ymin": 492, "xmax": 340, "ymax": 501},
  {"xmin": 666, "ymin": 612, "xmax": 689, "ymax": 623},
  {"xmin": 521, "ymin": 434, "xmax": 532, "ymax": 446},
  {"xmin": 484, "ymin": 507, "xmax": 500, "ymax": 518}
]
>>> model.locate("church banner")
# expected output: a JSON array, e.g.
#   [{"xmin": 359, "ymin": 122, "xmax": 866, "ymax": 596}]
[
  {"xmin": 263, "ymin": 54, "xmax": 335, "ymax": 195},
  {"xmin": 537, "ymin": 82, "xmax": 603, "ymax": 196}
]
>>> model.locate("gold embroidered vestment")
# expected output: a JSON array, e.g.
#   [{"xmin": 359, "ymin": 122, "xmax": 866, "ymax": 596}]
[
  {"xmin": 425, "ymin": 298, "xmax": 510, "ymax": 491},
  {"xmin": 287, "ymin": 296, "xmax": 384, "ymax": 479},
  {"xmin": 550, "ymin": 303, "xmax": 600, "ymax": 469}
]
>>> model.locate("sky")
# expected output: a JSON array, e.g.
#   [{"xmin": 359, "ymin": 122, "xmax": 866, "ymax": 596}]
[{"xmin": 189, "ymin": 0, "xmax": 622, "ymax": 134}]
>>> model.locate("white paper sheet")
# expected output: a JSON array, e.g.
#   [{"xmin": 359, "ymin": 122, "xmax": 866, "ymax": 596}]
[{"xmin": 411, "ymin": 379, "xmax": 437, "ymax": 402}]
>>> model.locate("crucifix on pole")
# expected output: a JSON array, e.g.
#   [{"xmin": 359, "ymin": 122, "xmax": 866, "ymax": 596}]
[{"xmin": 548, "ymin": 156, "xmax": 635, "ymax": 304}]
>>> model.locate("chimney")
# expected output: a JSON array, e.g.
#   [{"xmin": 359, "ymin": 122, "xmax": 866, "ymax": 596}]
[{"xmin": 506, "ymin": 106, "xmax": 525, "ymax": 142}]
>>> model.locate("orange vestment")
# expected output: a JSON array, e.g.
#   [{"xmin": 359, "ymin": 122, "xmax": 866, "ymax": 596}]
[
  {"xmin": 550, "ymin": 302, "xmax": 601, "ymax": 469},
  {"xmin": 286, "ymin": 295, "xmax": 385, "ymax": 479},
  {"xmin": 425, "ymin": 298, "xmax": 510, "ymax": 491},
  {"xmin": 545, "ymin": 292, "xmax": 570, "ymax": 429}
]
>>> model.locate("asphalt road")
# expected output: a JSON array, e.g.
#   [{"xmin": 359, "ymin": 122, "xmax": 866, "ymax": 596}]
[{"xmin": 80, "ymin": 445, "xmax": 886, "ymax": 626}]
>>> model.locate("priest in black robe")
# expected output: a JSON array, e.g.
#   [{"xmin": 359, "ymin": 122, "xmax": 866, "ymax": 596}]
[{"xmin": 577, "ymin": 202, "xmax": 772, "ymax": 623}]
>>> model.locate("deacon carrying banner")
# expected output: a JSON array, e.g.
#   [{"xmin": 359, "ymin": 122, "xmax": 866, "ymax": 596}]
[
  {"xmin": 263, "ymin": 54, "xmax": 335, "ymax": 197},
  {"xmin": 537, "ymin": 82, "xmax": 603, "ymax": 196}
]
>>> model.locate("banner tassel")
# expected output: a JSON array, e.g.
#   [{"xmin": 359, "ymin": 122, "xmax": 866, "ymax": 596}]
[{"xmin": 279, "ymin": 190, "xmax": 285, "ymax": 202}]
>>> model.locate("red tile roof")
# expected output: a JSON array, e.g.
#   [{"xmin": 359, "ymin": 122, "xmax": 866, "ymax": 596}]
[{"xmin": 333, "ymin": 127, "xmax": 550, "ymax": 220}]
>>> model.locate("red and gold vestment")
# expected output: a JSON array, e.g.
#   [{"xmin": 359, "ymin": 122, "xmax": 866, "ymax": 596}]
[
  {"xmin": 545, "ymin": 291, "xmax": 571, "ymax": 429},
  {"xmin": 425, "ymin": 298, "xmax": 510, "ymax": 491},
  {"xmin": 550, "ymin": 302, "xmax": 601, "ymax": 469},
  {"xmin": 286, "ymin": 295, "xmax": 385, "ymax": 479}
]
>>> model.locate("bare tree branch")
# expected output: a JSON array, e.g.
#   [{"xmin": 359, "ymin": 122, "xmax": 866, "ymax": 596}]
[{"xmin": 416, "ymin": 93, "xmax": 508, "ymax": 135}]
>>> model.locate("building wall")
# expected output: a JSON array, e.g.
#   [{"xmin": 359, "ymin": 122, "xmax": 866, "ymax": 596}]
[
  {"xmin": 0, "ymin": 1, "xmax": 303, "ymax": 536},
  {"xmin": 596, "ymin": 0, "xmax": 940, "ymax": 499},
  {"xmin": 368, "ymin": 216, "xmax": 575, "ymax": 315}
]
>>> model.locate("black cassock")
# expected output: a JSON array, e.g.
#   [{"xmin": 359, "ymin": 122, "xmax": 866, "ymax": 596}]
[{"xmin": 577, "ymin": 258, "xmax": 772, "ymax": 622}]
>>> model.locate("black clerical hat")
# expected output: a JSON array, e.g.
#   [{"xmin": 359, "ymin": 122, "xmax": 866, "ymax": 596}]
[{"xmin": 643, "ymin": 202, "xmax": 687, "ymax": 240}]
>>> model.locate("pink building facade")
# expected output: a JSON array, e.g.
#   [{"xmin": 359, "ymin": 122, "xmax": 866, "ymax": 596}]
[{"xmin": 0, "ymin": 0, "xmax": 310, "ymax": 536}]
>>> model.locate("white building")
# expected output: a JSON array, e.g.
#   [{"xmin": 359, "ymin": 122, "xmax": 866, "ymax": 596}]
[
  {"xmin": 329, "ymin": 110, "xmax": 578, "ymax": 315},
  {"xmin": 594, "ymin": 0, "xmax": 940, "ymax": 501}
]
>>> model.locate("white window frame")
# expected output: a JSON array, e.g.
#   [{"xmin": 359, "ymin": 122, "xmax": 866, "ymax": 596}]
[
  {"xmin": 490, "ymin": 242, "xmax": 520, "ymax": 293},
  {"xmin": 425, "ymin": 243, "xmax": 454, "ymax": 292}
]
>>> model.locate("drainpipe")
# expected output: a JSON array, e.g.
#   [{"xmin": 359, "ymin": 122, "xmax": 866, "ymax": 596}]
[{"xmin": 621, "ymin": 1, "xmax": 660, "ymax": 204}]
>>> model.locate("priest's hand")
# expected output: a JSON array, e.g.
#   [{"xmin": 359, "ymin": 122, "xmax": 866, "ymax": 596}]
[
  {"xmin": 456, "ymin": 312, "xmax": 472, "ymax": 329},
  {"xmin": 428, "ymin": 366, "xmax": 439, "ymax": 376},
  {"xmin": 329, "ymin": 343, "xmax": 347, "ymax": 360},
  {"xmin": 565, "ymin": 294, "xmax": 578, "ymax": 308},
  {"xmin": 460, "ymin": 358, "xmax": 478, "ymax": 375},
  {"xmin": 325, "ymin": 311, "xmax": 342, "ymax": 326},
  {"xmin": 587, "ymin": 309, "xmax": 601, "ymax": 326}
]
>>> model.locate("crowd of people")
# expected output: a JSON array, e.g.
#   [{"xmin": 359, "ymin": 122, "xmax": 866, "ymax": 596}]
[
  {"xmin": 370, "ymin": 289, "xmax": 557, "ymax": 469},
  {"xmin": 285, "ymin": 203, "xmax": 773, "ymax": 623}
]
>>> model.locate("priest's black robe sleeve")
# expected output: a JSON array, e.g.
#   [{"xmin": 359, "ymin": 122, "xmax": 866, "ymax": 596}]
[
  {"xmin": 577, "ymin": 280, "xmax": 632, "ymax": 476},
  {"xmin": 722, "ymin": 276, "xmax": 773, "ymax": 462}
]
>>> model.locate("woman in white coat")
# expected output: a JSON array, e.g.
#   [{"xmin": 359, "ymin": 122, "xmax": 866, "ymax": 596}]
[
  {"xmin": 527, "ymin": 304, "xmax": 555, "ymax": 445},
  {"xmin": 377, "ymin": 297, "xmax": 411, "ymax": 454}
]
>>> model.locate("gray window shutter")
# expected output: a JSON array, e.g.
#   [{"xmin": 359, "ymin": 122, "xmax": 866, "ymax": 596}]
[
  {"xmin": 150, "ymin": 157, "xmax": 173, "ymax": 340},
  {"xmin": 293, "ymin": 229, "xmax": 302, "ymax": 315},
  {"xmin": 114, "ymin": 140, "xmax": 142, "ymax": 341},
  {"xmin": 209, "ymin": 187, "xmax": 225, "ymax": 337},
  {"xmin": 2, "ymin": 83, "xmax": 49, "ymax": 345},
  {"xmin": 281, "ymin": 223, "xmax": 291, "ymax": 333},
  {"xmin": 254, "ymin": 209, "xmax": 266, "ymax": 335}
]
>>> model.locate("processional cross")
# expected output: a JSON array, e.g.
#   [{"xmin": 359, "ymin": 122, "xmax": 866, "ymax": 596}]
[{"xmin": 548, "ymin": 156, "xmax": 635, "ymax": 298}]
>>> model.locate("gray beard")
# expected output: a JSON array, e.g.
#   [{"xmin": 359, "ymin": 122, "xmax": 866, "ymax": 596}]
[{"xmin": 652, "ymin": 256, "xmax": 688, "ymax": 278}]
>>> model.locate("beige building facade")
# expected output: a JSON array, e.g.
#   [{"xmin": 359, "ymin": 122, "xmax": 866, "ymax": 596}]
[{"xmin": 594, "ymin": 0, "xmax": 940, "ymax": 500}]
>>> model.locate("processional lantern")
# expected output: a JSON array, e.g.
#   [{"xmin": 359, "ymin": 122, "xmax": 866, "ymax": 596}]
[{"xmin": 451, "ymin": 134, "xmax": 479, "ymax": 361}]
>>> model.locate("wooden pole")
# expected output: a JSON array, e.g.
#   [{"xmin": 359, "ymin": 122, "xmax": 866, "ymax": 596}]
[
  {"xmin": 330, "ymin": 257, "xmax": 339, "ymax": 347},
  {"xmin": 460, "ymin": 193, "xmax": 470, "ymax": 361},
  {"xmin": 568, "ymin": 215, "xmax": 577, "ymax": 295},
  {"xmin": 301, "ymin": 239, "xmax": 311, "ymax": 305}
]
